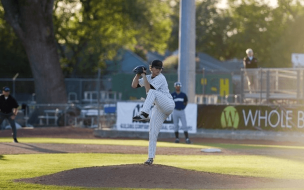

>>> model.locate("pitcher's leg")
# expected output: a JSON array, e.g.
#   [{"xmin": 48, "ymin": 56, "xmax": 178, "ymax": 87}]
[
  {"xmin": 142, "ymin": 89, "xmax": 157, "ymax": 114},
  {"xmin": 148, "ymin": 108, "xmax": 168, "ymax": 159},
  {"xmin": 142, "ymin": 90, "xmax": 175, "ymax": 115},
  {"xmin": 154, "ymin": 95, "xmax": 175, "ymax": 115}
]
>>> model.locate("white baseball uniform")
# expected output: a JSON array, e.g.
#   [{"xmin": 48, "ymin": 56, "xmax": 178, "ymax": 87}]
[{"xmin": 138, "ymin": 73, "xmax": 175, "ymax": 158}]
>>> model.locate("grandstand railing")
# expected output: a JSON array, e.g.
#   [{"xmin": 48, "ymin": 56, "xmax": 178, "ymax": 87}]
[
  {"xmin": 195, "ymin": 68, "xmax": 304, "ymax": 105},
  {"xmin": 240, "ymin": 68, "xmax": 304, "ymax": 104}
]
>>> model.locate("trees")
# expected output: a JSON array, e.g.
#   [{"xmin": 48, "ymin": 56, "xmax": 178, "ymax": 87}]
[
  {"xmin": 195, "ymin": 0, "xmax": 234, "ymax": 61},
  {"xmin": 0, "ymin": 6, "xmax": 31, "ymax": 78},
  {"xmin": 1, "ymin": 0, "xmax": 303, "ymax": 96},
  {"xmin": 225, "ymin": 1, "xmax": 276, "ymax": 65},
  {"xmin": 1, "ymin": 0, "xmax": 67, "ymax": 103},
  {"xmin": 53, "ymin": 0, "xmax": 172, "ymax": 77},
  {"xmin": 167, "ymin": 0, "xmax": 236, "ymax": 61},
  {"xmin": 226, "ymin": 0, "xmax": 304, "ymax": 67},
  {"xmin": 0, "ymin": 0, "xmax": 172, "ymax": 104},
  {"xmin": 168, "ymin": 0, "xmax": 304, "ymax": 67},
  {"xmin": 268, "ymin": 0, "xmax": 304, "ymax": 67}
]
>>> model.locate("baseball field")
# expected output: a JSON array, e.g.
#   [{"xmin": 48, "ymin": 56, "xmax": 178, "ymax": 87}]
[{"xmin": 1, "ymin": 127, "xmax": 304, "ymax": 190}]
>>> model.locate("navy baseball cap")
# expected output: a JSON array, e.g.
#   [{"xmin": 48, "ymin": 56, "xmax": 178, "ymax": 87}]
[
  {"xmin": 151, "ymin": 60, "xmax": 163, "ymax": 69},
  {"xmin": 3, "ymin": 86, "xmax": 10, "ymax": 92}
]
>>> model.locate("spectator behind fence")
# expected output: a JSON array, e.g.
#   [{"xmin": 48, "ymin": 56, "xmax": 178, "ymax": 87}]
[
  {"xmin": 243, "ymin": 48, "xmax": 258, "ymax": 93},
  {"xmin": 0, "ymin": 86, "xmax": 19, "ymax": 143}
]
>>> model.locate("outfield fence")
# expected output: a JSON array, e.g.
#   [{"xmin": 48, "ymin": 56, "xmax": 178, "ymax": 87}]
[{"xmin": 1, "ymin": 68, "xmax": 303, "ymax": 129}]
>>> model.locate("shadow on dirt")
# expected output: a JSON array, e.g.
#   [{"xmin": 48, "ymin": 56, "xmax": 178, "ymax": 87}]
[{"xmin": 4, "ymin": 143, "xmax": 67, "ymax": 154}]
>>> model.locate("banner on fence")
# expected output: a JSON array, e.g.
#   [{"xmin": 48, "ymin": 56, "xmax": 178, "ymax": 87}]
[
  {"xmin": 116, "ymin": 102, "xmax": 197, "ymax": 133},
  {"xmin": 197, "ymin": 105, "xmax": 304, "ymax": 131}
]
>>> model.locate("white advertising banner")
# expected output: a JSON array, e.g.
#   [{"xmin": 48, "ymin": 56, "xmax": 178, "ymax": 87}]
[{"xmin": 116, "ymin": 102, "xmax": 197, "ymax": 133}]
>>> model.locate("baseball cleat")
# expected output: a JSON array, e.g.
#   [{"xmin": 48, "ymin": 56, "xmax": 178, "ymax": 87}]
[
  {"xmin": 175, "ymin": 138, "xmax": 180, "ymax": 143},
  {"xmin": 133, "ymin": 112, "xmax": 150, "ymax": 121},
  {"xmin": 14, "ymin": 138, "xmax": 18, "ymax": 143},
  {"xmin": 144, "ymin": 158, "xmax": 153, "ymax": 165},
  {"xmin": 185, "ymin": 138, "xmax": 191, "ymax": 144}
]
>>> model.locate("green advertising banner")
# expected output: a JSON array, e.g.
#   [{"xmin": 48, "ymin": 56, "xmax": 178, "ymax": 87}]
[{"xmin": 197, "ymin": 105, "xmax": 304, "ymax": 131}]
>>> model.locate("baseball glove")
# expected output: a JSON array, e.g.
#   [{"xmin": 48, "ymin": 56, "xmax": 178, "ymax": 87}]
[{"xmin": 133, "ymin": 65, "xmax": 147, "ymax": 75}]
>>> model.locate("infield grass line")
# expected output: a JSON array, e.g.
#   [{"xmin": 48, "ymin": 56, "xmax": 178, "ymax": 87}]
[
  {"xmin": 1, "ymin": 137, "xmax": 304, "ymax": 150},
  {"xmin": 203, "ymin": 143, "xmax": 304, "ymax": 150},
  {"xmin": 0, "ymin": 137, "xmax": 214, "ymax": 149}
]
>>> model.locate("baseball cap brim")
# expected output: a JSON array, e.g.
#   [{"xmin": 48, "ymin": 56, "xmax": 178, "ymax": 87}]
[
  {"xmin": 3, "ymin": 87, "xmax": 10, "ymax": 92},
  {"xmin": 154, "ymin": 66, "xmax": 163, "ymax": 69}
]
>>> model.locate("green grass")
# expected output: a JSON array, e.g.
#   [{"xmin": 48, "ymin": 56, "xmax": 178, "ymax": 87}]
[
  {"xmin": 204, "ymin": 143, "xmax": 304, "ymax": 150},
  {"xmin": 0, "ymin": 137, "xmax": 214, "ymax": 149},
  {"xmin": 1, "ymin": 138, "xmax": 304, "ymax": 189},
  {"xmin": 1, "ymin": 153, "xmax": 304, "ymax": 189}
]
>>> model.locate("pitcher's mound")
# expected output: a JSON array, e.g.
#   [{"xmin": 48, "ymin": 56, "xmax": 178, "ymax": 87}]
[{"xmin": 17, "ymin": 164, "xmax": 304, "ymax": 189}]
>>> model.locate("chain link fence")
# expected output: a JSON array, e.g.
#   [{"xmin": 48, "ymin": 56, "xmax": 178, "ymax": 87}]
[{"xmin": 1, "ymin": 68, "xmax": 302, "ymax": 129}]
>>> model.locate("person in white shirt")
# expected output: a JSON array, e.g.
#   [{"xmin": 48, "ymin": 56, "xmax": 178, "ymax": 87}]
[
  {"xmin": 243, "ymin": 48, "xmax": 258, "ymax": 93},
  {"xmin": 131, "ymin": 60, "xmax": 175, "ymax": 165}
]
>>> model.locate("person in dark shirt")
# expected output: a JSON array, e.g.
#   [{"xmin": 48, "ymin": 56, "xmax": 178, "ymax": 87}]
[
  {"xmin": 171, "ymin": 82, "xmax": 191, "ymax": 144},
  {"xmin": 243, "ymin": 48, "xmax": 258, "ymax": 93},
  {"xmin": 0, "ymin": 86, "xmax": 19, "ymax": 143}
]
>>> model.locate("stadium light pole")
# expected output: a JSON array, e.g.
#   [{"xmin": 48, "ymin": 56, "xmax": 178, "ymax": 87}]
[
  {"xmin": 178, "ymin": 0, "xmax": 196, "ymax": 103},
  {"xmin": 12, "ymin": 73, "xmax": 19, "ymax": 98},
  {"xmin": 97, "ymin": 69, "xmax": 101, "ymax": 129}
]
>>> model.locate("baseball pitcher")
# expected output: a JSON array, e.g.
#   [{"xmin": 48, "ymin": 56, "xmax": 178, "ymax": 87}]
[{"xmin": 131, "ymin": 60, "xmax": 175, "ymax": 165}]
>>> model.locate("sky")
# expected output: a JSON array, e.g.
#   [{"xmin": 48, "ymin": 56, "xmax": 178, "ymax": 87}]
[{"xmin": 216, "ymin": 0, "xmax": 278, "ymax": 9}]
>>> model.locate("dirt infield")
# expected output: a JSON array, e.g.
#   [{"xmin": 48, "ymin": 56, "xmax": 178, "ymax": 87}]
[
  {"xmin": 1, "ymin": 142, "xmax": 304, "ymax": 159},
  {"xmin": 1, "ymin": 126, "xmax": 304, "ymax": 145},
  {"xmin": 0, "ymin": 143, "xmax": 221, "ymax": 155},
  {"xmin": 1, "ymin": 127, "xmax": 304, "ymax": 157},
  {"xmin": 17, "ymin": 164, "xmax": 304, "ymax": 189}
]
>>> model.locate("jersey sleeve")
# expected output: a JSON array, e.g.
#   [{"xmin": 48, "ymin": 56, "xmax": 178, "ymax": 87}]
[
  {"xmin": 184, "ymin": 93, "xmax": 188, "ymax": 103},
  {"xmin": 150, "ymin": 75, "xmax": 165, "ymax": 90},
  {"xmin": 12, "ymin": 98, "xmax": 19, "ymax": 108},
  {"xmin": 138, "ymin": 78, "xmax": 144, "ymax": 87}
]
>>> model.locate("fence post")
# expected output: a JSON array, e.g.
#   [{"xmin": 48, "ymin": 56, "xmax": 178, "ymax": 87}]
[
  {"xmin": 79, "ymin": 79, "xmax": 82, "ymax": 104},
  {"xmin": 297, "ymin": 70, "xmax": 300, "ymax": 103},
  {"xmin": 240, "ymin": 69, "xmax": 244, "ymax": 103},
  {"xmin": 12, "ymin": 73, "xmax": 19, "ymax": 98},
  {"xmin": 266, "ymin": 70, "xmax": 270, "ymax": 104},
  {"xmin": 97, "ymin": 69, "xmax": 101, "ymax": 129},
  {"xmin": 259, "ymin": 68, "xmax": 263, "ymax": 104},
  {"xmin": 275, "ymin": 70, "xmax": 279, "ymax": 91},
  {"xmin": 302, "ymin": 70, "xmax": 304, "ymax": 99},
  {"xmin": 202, "ymin": 68, "xmax": 205, "ymax": 99}
]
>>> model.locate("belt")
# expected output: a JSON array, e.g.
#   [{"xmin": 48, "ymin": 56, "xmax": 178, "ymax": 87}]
[{"xmin": 175, "ymin": 109, "xmax": 184, "ymax": 111}]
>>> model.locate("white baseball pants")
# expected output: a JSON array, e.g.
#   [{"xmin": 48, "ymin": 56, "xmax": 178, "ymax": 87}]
[{"xmin": 141, "ymin": 89, "xmax": 175, "ymax": 158}]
